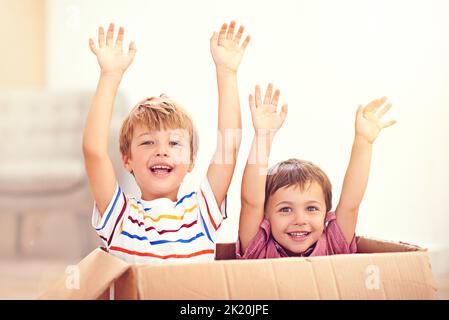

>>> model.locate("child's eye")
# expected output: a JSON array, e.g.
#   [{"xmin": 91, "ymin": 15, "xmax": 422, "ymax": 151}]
[
  {"xmin": 279, "ymin": 207, "xmax": 292, "ymax": 213},
  {"xmin": 306, "ymin": 206, "xmax": 319, "ymax": 212},
  {"xmin": 140, "ymin": 140, "xmax": 154, "ymax": 146},
  {"xmin": 169, "ymin": 141, "xmax": 181, "ymax": 146}
]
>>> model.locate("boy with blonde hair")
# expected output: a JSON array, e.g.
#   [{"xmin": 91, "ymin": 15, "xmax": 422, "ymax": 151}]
[{"xmin": 83, "ymin": 21, "xmax": 250, "ymax": 263}]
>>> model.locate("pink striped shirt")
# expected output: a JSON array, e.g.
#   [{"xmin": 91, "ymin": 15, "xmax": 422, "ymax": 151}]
[{"xmin": 236, "ymin": 212, "xmax": 357, "ymax": 259}]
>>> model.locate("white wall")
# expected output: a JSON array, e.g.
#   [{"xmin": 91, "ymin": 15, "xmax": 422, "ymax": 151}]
[{"xmin": 47, "ymin": 0, "xmax": 449, "ymax": 247}]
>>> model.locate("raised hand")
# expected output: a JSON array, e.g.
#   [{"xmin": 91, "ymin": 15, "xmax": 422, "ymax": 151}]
[
  {"xmin": 89, "ymin": 23, "xmax": 136, "ymax": 77},
  {"xmin": 210, "ymin": 21, "xmax": 250, "ymax": 73},
  {"xmin": 355, "ymin": 97, "xmax": 396, "ymax": 144},
  {"xmin": 249, "ymin": 84, "xmax": 288, "ymax": 134}
]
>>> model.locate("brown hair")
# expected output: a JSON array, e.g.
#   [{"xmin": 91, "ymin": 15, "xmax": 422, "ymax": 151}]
[
  {"xmin": 119, "ymin": 94, "xmax": 199, "ymax": 160},
  {"xmin": 265, "ymin": 158, "xmax": 332, "ymax": 212}
]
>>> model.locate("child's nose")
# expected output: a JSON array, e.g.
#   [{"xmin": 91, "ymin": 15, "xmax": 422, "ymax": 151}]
[
  {"xmin": 156, "ymin": 151, "xmax": 168, "ymax": 157},
  {"xmin": 292, "ymin": 211, "xmax": 307, "ymax": 225},
  {"xmin": 155, "ymin": 145, "xmax": 169, "ymax": 157}
]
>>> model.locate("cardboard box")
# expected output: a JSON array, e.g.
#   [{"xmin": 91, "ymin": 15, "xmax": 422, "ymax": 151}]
[{"xmin": 39, "ymin": 236, "xmax": 438, "ymax": 300}]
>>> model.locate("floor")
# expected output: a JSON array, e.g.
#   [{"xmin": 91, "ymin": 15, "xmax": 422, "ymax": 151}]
[{"xmin": 0, "ymin": 259, "xmax": 448, "ymax": 300}]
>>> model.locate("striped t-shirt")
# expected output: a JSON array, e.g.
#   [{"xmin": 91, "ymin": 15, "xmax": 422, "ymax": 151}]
[{"xmin": 91, "ymin": 178, "xmax": 225, "ymax": 264}]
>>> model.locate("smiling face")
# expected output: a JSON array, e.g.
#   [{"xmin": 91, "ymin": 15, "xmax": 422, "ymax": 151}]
[
  {"xmin": 263, "ymin": 158, "xmax": 333, "ymax": 256},
  {"xmin": 119, "ymin": 95, "xmax": 199, "ymax": 201},
  {"xmin": 265, "ymin": 182, "xmax": 327, "ymax": 256},
  {"xmin": 122, "ymin": 125, "xmax": 194, "ymax": 201}
]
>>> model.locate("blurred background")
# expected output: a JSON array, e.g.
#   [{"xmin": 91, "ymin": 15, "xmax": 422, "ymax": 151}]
[{"xmin": 1, "ymin": 0, "xmax": 448, "ymax": 298}]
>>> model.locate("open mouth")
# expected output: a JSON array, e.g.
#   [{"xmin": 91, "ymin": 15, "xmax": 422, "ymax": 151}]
[
  {"xmin": 287, "ymin": 231, "xmax": 311, "ymax": 241},
  {"xmin": 150, "ymin": 164, "xmax": 174, "ymax": 175}
]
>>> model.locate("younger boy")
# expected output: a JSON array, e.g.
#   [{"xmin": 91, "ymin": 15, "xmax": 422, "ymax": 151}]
[{"xmin": 237, "ymin": 85, "xmax": 395, "ymax": 258}]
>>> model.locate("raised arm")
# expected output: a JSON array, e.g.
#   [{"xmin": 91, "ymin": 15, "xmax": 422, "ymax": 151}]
[
  {"xmin": 239, "ymin": 84, "xmax": 288, "ymax": 253},
  {"xmin": 207, "ymin": 21, "xmax": 250, "ymax": 206},
  {"xmin": 83, "ymin": 23, "xmax": 136, "ymax": 216},
  {"xmin": 336, "ymin": 97, "xmax": 396, "ymax": 244}
]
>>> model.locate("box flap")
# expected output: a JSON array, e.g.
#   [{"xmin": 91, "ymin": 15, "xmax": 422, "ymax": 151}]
[
  {"xmin": 356, "ymin": 236, "xmax": 425, "ymax": 253},
  {"xmin": 114, "ymin": 268, "xmax": 138, "ymax": 299},
  {"xmin": 215, "ymin": 236, "xmax": 425, "ymax": 261},
  {"xmin": 39, "ymin": 248, "xmax": 130, "ymax": 300},
  {"xmin": 215, "ymin": 243, "xmax": 236, "ymax": 260}
]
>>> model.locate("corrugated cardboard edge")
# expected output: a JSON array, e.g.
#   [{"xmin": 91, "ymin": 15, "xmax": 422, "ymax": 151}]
[
  {"xmin": 356, "ymin": 236, "xmax": 426, "ymax": 253},
  {"xmin": 114, "ymin": 267, "xmax": 138, "ymax": 299},
  {"xmin": 216, "ymin": 236, "xmax": 427, "ymax": 261},
  {"xmin": 39, "ymin": 247, "xmax": 130, "ymax": 300},
  {"xmin": 216, "ymin": 242, "xmax": 236, "ymax": 260}
]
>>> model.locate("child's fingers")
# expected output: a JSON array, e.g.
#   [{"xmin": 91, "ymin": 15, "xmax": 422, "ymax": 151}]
[
  {"xmin": 249, "ymin": 94, "xmax": 256, "ymax": 111},
  {"xmin": 279, "ymin": 104, "xmax": 288, "ymax": 122},
  {"xmin": 218, "ymin": 23, "xmax": 227, "ymax": 45},
  {"xmin": 381, "ymin": 119, "xmax": 396, "ymax": 129},
  {"xmin": 356, "ymin": 104, "xmax": 364, "ymax": 119},
  {"xmin": 106, "ymin": 23, "xmax": 114, "ymax": 46},
  {"xmin": 98, "ymin": 26, "xmax": 105, "ymax": 48},
  {"xmin": 271, "ymin": 89, "xmax": 280, "ymax": 107},
  {"xmin": 365, "ymin": 96, "xmax": 387, "ymax": 114},
  {"xmin": 227, "ymin": 20, "xmax": 236, "ymax": 40},
  {"xmin": 377, "ymin": 102, "xmax": 392, "ymax": 119},
  {"xmin": 241, "ymin": 36, "xmax": 251, "ymax": 51},
  {"xmin": 115, "ymin": 26, "xmax": 124, "ymax": 49},
  {"xmin": 127, "ymin": 42, "xmax": 137, "ymax": 61},
  {"xmin": 264, "ymin": 83, "xmax": 273, "ymax": 105},
  {"xmin": 88, "ymin": 38, "xmax": 97, "ymax": 54},
  {"xmin": 234, "ymin": 25, "xmax": 244, "ymax": 44},
  {"xmin": 210, "ymin": 32, "xmax": 218, "ymax": 46},
  {"xmin": 255, "ymin": 85, "xmax": 262, "ymax": 107}
]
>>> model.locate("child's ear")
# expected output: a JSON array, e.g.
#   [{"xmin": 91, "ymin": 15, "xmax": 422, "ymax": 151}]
[
  {"xmin": 122, "ymin": 153, "xmax": 133, "ymax": 174},
  {"xmin": 188, "ymin": 154, "xmax": 196, "ymax": 173}
]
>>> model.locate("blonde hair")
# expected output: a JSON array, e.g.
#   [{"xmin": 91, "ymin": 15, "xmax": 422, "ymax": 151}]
[
  {"xmin": 119, "ymin": 94, "xmax": 199, "ymax": 160},
  {"xmin": 265, "ymin": 158, "xmax": 332, "ymax": 213}
]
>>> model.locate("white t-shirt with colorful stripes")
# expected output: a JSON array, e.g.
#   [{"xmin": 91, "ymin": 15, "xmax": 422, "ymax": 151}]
[{"xmin": 91, "ymin": 178, "xmax": 225, "ymax": 264}]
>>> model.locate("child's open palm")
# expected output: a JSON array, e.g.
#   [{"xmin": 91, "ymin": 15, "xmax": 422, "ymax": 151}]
[
  {"xmin": 249, "ymin": 84, "xmax": 288, "ymax": 134},
  {"xmin": 89, "ymin": 23, "xmax": 136, "ymax": 76},
  {"xmin": 355, "ymin": 97, "xmax": 396, "ymax": 144},
  {"xmin": 210, "ymin": 21, "xmax": 250, "ymax": 72}
]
